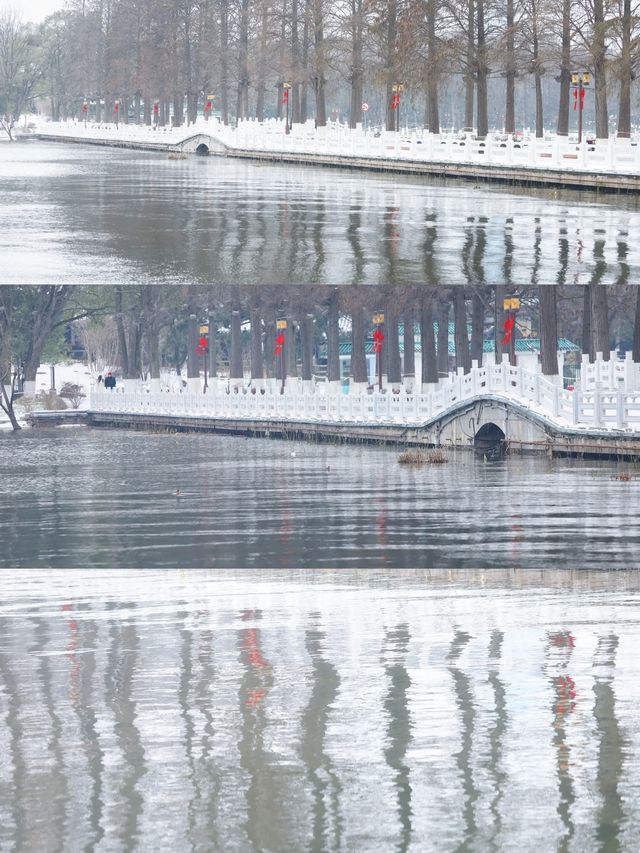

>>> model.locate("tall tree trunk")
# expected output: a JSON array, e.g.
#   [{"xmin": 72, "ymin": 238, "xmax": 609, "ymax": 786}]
[
  {"xmin": 590, "ymin": 285, "xmax": 610, "ymax": 360},
  {"xmin": 632, "ymin": 287, "xmax": 640, "ymax": 363},
  {"xmin": 236, "ymin": 0, "xmax": 250, "ymax": 121},
  {"xmin": 470, "ymin": 291, "xmax": 484, "ymax": 366},
  {"xmin": 115, "ymin": 285, "xmax": 129, "ymax": 378},
  {"xmin": 301, "ymin": 10, "xmax": 309, "ymax": 120},
  {"xmin": 292, "ymin": 0, "xmax": 301, "ymax": 124},
  {"xmin": 385, "ymin": 0, "xmax": 398, "ymax": 131},
  {"xmin": 454, "ymin": 289, "xmax": 471, "ymax": 373},
  {"xmin": 220, "ymin": 0, "xmax": 229, "ymax": 124},
  {"xmin": 403, "ymin": 309, "xmax": 415, "ymax": 385},
  {"xmin": 187, "ymin": 312, "xmax": 199, "ymax": 380},
  {"xmin": 349, "ymin": 0, "xmax": 364, "ymax": 128},
  {"xmin": 250, "ymin": 307, "xmax": 264, "ymax": 382},
  {"xmin": 476, "ymin": 0, "xmax": 488, "ymax": 137},
  {"xmin": 618, "ymin": 0, "xmax": 632, "ymax": 137},
  {"xmin": 420, "ymin": 291, "xmax": 438, "ymax": 385},
  {"xmin": 557, "ymin": 0, "xmax": 571, "ymax": 135},
  {"xmin": 531, "ymin": 0, "xmax": 543, "ymax": 137},
  {"xmin": 327, "ymin": 288, "xmax": 341, "ymax": 382},
  {"xmin": 437, "ymin": 295, "xmax": 449, "ymax": 376},
  {"xmin": 494, "ymin": 285, "xmax": 506, "ymax": 362},
  {"xmin": 593, "ymin": 0, "xmax": 609, "ymax": 139},
  {"xmin": 504, "ymin": 0, "xmax": 515, "ymax": 134},
  {"xmin": 350, "ymin": 307, "xmax": 368, "ymax": 384},
  {"xmin": 256, "ymin": 1, "xmax": 269, "ymax": 120},
  {"xmin": 313, "ymin": 0, "xmax": 327, "ymax": 126},
  {"xmin": 386, "ymin": 304, "xmax": 401, "ymax": 385},
  {"xmin": 301, "ymin": 313, "xmax": 314, "ymax": 381},
  {"xmin": 582, "ymin": 285, "xmax": 592, "ymax": 358},
  {"xmin": 465, "ymin": 0, "xmax": 475, "ymax": 128},
  {"xmin": 425, "ymin": 0, "xmax": 440, "ymax": 133},
  {"xmin": 230, "ymin": 309, "xmax": 243, "ymax": 379},
  {"xmin": 539, "ymin": 286, "xmax": 559, "ymax": 375}
]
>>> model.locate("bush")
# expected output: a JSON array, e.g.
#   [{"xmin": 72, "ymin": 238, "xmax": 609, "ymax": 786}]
[{"xmin": 59, "ymin": 383, "xmax": 86, "ymax": 409}]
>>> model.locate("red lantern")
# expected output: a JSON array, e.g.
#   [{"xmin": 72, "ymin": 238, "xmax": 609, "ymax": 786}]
[
  {"xmin": 198, "ymin": 336, "xmax": 208, "ymax": 350},
  {"xmin": 275, "ymin": 332, "xmax": 285, "ymax": 356},
  {"xmin": 82, "ymin": 101, "xmax": 88, "ymax": 114},
  {"xmin": 372, "ymin": 328, "xmax": 385, "ymax": 353},
  {"xmin": 501, "ymin": 314, "xmax": 516, "ymax": 345}
]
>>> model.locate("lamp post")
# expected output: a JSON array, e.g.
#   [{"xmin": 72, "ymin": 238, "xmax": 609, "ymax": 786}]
[
  {"xmin": 391, "ymin": 83, "xmax": 404, "ymax": 133},
  {"xmin": 373, "ymin": 312, "xmax": 385, "ymax": 390},
  {"xmin": 283, "ymin": 82, "xmax": 291, "ymax": 134},
  {"xmin": 276, "ymin": 319, "xmax": 287, "ymax": 393},
  {"xmin": 198, "ymin": 324, "xmax": 209, "ymax": 391},
  {"xmin": 153, "ymin": 99, "xmax": 159, "ymax": 127},
  {"xmin": 81, "ymin": 99, "xmax": 88, "ymax": 128},
  {"xmin": 204, "ymin": 93, "xmax": 214, "ymax": 121},
  {"xmin": 571, "ymin": 71, "xmax": 590, "ymax": 144}
]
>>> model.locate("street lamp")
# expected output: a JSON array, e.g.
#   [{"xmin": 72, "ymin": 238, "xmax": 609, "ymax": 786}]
[
  {"xmin": 276, "ymin": 319, "xmax": 287, "ymax": 393},
  {"xmin": 391, "ymin": 83, "xmax": 404, "ymax": 133},
  {"xmin": 282, "ymin": 82, "xmax": 292, "ymax": 134},
  {"xmin": 197, "ymin": 323, "xmax": 209, "ymax": 392},
  {"xmin": 373, "ymin": 312, "xmax": 385, "ymax": 390},
  {"xmin": 571, "ymin": 71, "xmax": 590, "ymax": 144}
]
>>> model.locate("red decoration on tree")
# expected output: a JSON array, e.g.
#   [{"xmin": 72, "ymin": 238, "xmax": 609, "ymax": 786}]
[
  {"xmin": 372, "ymin": 328, "xmax": 385, "ymax": 353},
  {"xmin": 501, "ymin": 314, "xmax": 516, "ymax": 345}
]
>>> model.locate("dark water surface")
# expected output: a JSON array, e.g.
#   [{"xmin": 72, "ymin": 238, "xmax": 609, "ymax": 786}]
[
  {"xmin": 1, "ymin": 428, "xmax": 638, "ymax": 568},
  {"xmin": 2, "ymin": 140, "xmax": 640, "ymax": 284},
  {"xmin": 1, "ymin": 568, "xmax": 640, "ymax": 851}
]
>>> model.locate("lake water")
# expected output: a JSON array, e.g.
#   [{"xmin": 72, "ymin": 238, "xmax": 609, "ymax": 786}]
[
  {"xmin": 1, "ymin": 568, "xmax": 640, "ymax": 851},
  {"xmin": 2, "ymin": 140, "xmax": 640, "ymax": 285},
  {"xmin": 1, "ymin": 428, "xmax": 638, "ymax": 569}
]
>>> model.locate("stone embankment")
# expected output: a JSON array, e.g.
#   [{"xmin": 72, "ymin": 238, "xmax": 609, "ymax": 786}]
[{"xmin": 37, "ymin": 118, "xmax": 640, "ymax": 192}]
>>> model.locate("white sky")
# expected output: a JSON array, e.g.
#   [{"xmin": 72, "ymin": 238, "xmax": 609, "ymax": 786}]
[{"xmin": 7, "ymin": 0, "xmax": 66, "ymax": 23}]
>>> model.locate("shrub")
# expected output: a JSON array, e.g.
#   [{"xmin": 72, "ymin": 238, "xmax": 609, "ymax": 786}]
[{"xmin": 59, "ymin": 383, "xmax": 86, "ymax": 409}]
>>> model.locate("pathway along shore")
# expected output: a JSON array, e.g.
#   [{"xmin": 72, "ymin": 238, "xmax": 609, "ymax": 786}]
[{"xmin": 36, "ymin": 121, "xmax": 640, "ymax": 194}]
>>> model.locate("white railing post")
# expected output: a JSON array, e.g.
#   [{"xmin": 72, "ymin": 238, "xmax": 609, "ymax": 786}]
[
  {"xmin": 593, "ymin": 385, "xmax": 602, "ymax": 428},
  {"xmin": 572, "ymin": 386, "xmax": 580, "ymax": 425},
  {"xmin": 617, "ymin": 390, "xmax": 625, "ymax": 429}
]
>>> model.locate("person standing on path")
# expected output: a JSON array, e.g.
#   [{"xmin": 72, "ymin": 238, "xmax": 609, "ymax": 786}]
[{"xmin": 104, "ymin": 372, "xmax": 116, "ymax": 390}]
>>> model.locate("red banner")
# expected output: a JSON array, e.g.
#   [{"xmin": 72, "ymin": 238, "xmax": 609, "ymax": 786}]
[{"xmin": 501, "ymin": 314, "xmax": 515, "ymax": 345}]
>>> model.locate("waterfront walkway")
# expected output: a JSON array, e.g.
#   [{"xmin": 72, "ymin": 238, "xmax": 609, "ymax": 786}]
[
  {"xmin": 37, "ymin": 118, "xmax": 640, "ymax": 192},
  {"xmin": 76, "ymin": 354, "xmax": 640, "ymax": 457}
]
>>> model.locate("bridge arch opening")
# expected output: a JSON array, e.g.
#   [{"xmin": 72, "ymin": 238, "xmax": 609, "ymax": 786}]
[
  {"xmin": 474, "ymin": 422, "xmax": 506, "ymax": 457},
  {"xmin": 195, "ymin": 143, "xmax": 210, "ymax": 156}
]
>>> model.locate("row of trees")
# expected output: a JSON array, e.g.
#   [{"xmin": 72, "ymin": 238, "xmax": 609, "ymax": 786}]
[
  {"xmin": 3, "ymin": 285, "xmax": 640, "ymax": 430},
  {"xmin": 3, "ymin": 2, "xmax": 640, "ymax": 139}
]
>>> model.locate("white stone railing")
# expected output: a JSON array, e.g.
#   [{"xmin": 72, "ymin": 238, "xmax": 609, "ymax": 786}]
[
  {"xmin": 90, "ymin": 355, "xmax": 640, "ymax": 432},
  {"xmin": 37, "ymin": 118, "xmax": 640, "ymax": 177}
]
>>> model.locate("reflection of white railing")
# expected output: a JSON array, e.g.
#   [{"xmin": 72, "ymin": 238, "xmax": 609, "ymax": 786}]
[
  {"xmin": 90, "ymin": 354, "xmax": 640, "ymax": 432},
  {"xmin": 38, "ymin": 118, "xmax": 640, "ymax": 177}
]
